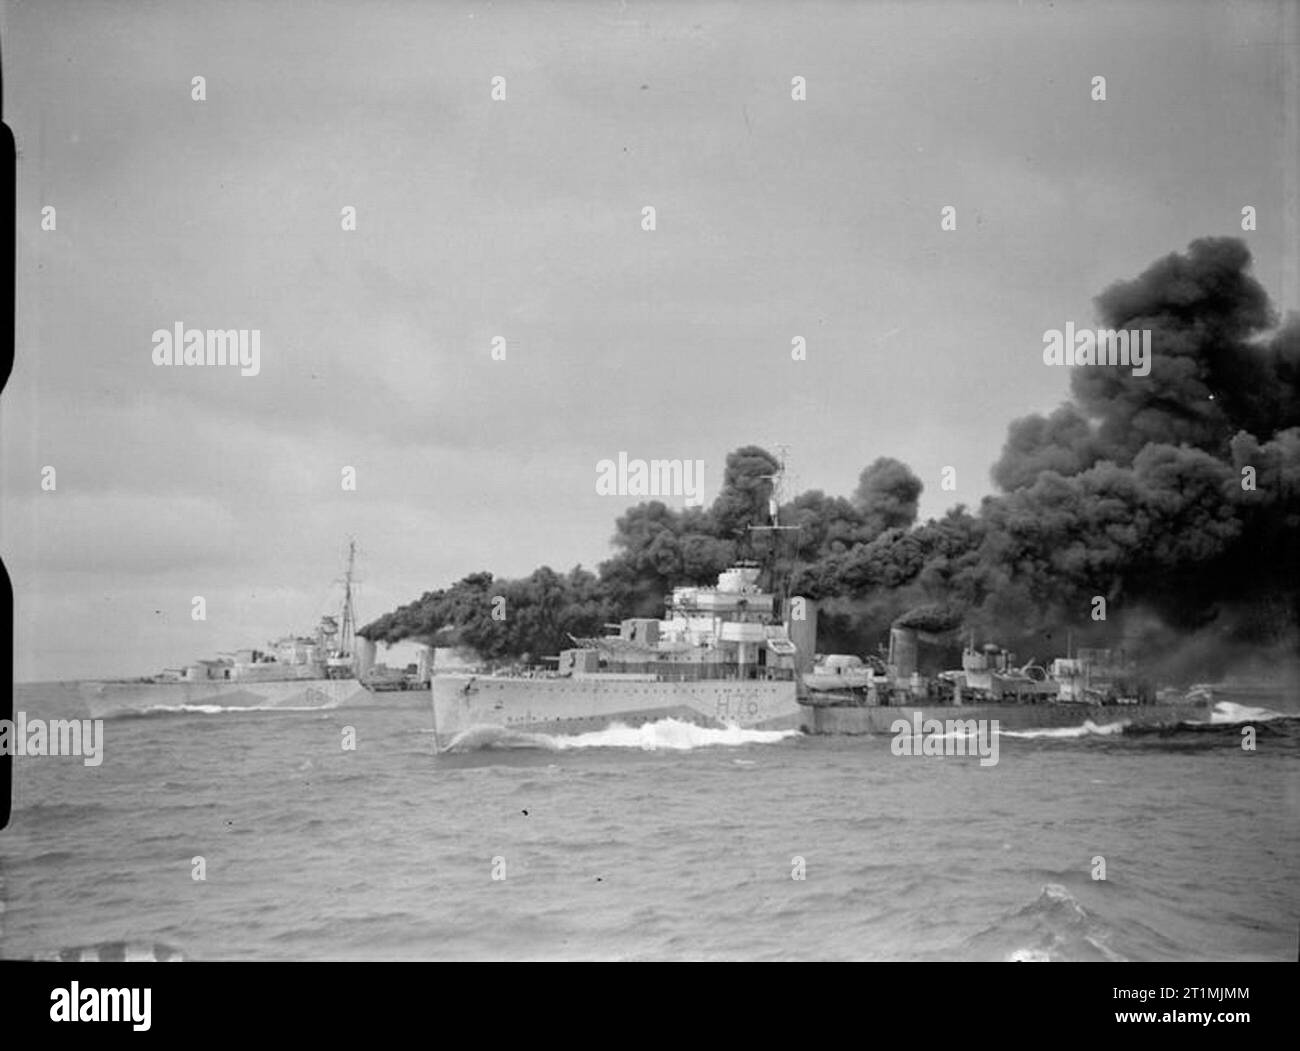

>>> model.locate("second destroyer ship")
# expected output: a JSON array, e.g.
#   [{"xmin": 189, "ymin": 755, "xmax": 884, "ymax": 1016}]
[
  {"xmin": 798, "ymin": 627, "xmax": 1212, "ymax": 733},
  {"xmin": 78, "ymin": 541, "xmax": 413, "ymax": 718}
]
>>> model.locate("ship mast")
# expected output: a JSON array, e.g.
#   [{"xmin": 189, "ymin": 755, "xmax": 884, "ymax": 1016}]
[
  {"xmin": 748, "ymin": 446, "xmax": 801, "ymax": 609},
  {"xmin": 338, "ymin": 538, "xmax": 357, "ymax": 657}
]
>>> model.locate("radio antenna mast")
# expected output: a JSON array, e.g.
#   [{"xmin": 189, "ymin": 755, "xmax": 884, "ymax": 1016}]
[{"xmin": 748, "ymin": 445, "xmax": 801, "ymax": 604}]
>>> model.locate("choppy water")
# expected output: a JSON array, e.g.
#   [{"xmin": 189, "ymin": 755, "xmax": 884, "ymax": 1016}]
[{"xmin": 2, "ymin": 683, "xmax": 1297, "ymax": 961}]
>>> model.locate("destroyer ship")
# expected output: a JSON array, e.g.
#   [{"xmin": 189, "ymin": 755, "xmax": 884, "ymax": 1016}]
[
  {"xmin": 799, "ymin": 626, "xmax": 1212, "ymax": 734},
  {"xmin": 78, "ymin": 541, "xmax": 401, "ymax": 718},
  {"xmin": 429, "ymin": 562, "xmax": 812, "ymax": 750}
]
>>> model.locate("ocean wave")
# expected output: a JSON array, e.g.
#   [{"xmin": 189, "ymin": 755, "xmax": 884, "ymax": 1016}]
[
  {"xmin": 443, "ymin": 717, "xmax": 801, "ymax": 753},
  {"xmin": 1007, "ymin": 947, "xmax": 1054, "ymax": 962},
  {"xmin": 34, "ymin": 940, "xmax": 188, "ymax": 963},
  {"xmin": 964, "ymin": 883, "xmax": 1126, "ymax": 963},
  {"xmin": 12, "ymin": 801, "xmax": 112, "ymax": 822}
]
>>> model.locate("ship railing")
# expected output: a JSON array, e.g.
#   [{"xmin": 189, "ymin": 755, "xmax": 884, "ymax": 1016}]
[{"xmin": 634, "ymin": 664, "xmax": 794, "ymax": 683}]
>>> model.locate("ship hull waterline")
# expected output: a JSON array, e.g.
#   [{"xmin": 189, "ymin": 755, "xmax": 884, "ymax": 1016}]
[
  {"xmin": 430, "ymin": 674, "xmax": 803, "ymax": 751},
  {"xmin": 428, "ymin": 676, "xmax": 1223, "ymax": 749},
  {"xmin": 77, "ymin": 677, "xmax": 423, "ymax": 719},
  {"xmin": 799, "ymin": 700, "xmax": 1214, "ymax": 735}
]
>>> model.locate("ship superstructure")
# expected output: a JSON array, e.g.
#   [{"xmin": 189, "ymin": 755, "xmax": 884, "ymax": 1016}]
[
  {"xmin": 1049, "ymin": 648, "xmax": 1146, "ymax": 704},
  {"xmin": 569, "ymin": 564, "xmax": 801, "ymax": 681}
]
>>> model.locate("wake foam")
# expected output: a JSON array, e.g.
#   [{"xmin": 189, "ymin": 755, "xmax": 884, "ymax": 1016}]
[
  {"xmin": 1000, "ymin": 719, "xmax": 1129, "ymax": 740},
  {"xmin": 1204, "ymin": 700, "xmax": 1287, "ymax": 725},
  {"xmin": 995, "ymin": 701, "xmax": 1294, "ymax": 740},
  {"xmin": 106, "ymin": 700, "xmax": 344, "ymax": 718},
  {"xmin": 443, "ymin": 717, "xmax": 800, "ymax": 753}
]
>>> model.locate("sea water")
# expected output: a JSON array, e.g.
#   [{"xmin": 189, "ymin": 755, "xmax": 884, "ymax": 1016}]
[{"xmin": 1, "ymin": 683, "xmax": 1296, "ymax": 961}]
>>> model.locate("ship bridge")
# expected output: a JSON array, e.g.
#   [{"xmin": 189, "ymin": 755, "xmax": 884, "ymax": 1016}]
[{"xmin": 554, "ymin": 565, "xmax": 801, "ymax": 682}]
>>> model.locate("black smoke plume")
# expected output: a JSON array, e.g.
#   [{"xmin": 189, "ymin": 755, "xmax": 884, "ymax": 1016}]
[{"xmin": 364, "ymin": 238, "xmax": 1299, "ymax": 682}]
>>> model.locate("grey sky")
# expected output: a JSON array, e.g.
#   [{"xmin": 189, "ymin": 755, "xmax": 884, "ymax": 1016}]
[{"xmin": 1, "ymin": 0, "xmax": 1294, "ymax": 680}]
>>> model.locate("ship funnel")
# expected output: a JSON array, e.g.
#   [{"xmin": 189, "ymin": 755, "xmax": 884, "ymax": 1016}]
[
  {"xmin": 889, "ymin": 627, "xmax": 918, "ymax": 679},
  {"xmin": 356, "ymin": 637, "xmax": 376, "ymax": 678},
  {"xmin": 786, "ymin": 597, "xmax": 818, "ymax": 675}
]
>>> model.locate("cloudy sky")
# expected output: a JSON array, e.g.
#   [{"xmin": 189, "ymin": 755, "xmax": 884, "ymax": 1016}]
[{"xmin": 1, "ymin": 0, "xmax": 1294, "ymax": 680}]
